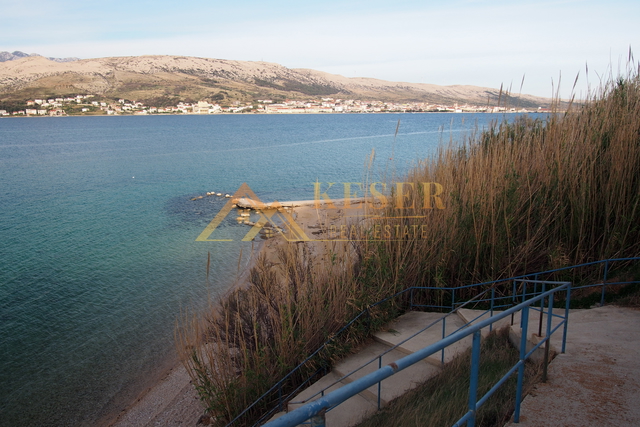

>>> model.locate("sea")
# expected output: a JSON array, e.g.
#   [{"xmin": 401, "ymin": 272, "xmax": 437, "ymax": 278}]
[{"xmin": 0, "ymin": 112, "xmax": 519, "ymax": 426}]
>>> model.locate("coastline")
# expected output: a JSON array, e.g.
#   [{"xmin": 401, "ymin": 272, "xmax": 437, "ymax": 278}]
[
  {"xmin": 105, "ymin": 198, "xmax": 366, "ymax": 426},
  {"xmin": 0, "ymin": 110, "xmax": 546, "ymax": 119}
]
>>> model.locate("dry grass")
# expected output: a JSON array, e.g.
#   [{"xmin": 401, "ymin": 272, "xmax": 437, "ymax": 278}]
[{"xmin": 177, "ymin": 68, "xmax": 640, "ymax": 426}]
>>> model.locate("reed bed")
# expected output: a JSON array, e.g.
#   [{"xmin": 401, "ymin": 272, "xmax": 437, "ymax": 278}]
[
  {"xmin": 363, "ymin": 68, "xmax": 640, "ymax": 303},
  {"xmin": 177, "ymin": 69, "xmax": 640, "ymax": 426}
]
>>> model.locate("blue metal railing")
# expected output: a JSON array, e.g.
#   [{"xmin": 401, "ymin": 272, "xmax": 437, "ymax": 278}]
[
  {"xmin": 283, "ymin": 278, "xmax": 572, "ymax": 424},
  {"xmin": 287, "ymin": 308, "xmax": 462, "ymax": 411},
  {"xmin": 287, "ymin": 285, "xmax": 506, "ymax": 411},
  {"xmin": 265, "ymin": 282, "xmax": 572, "ymax": 427},
  {"xmin": 229, "ymin": 257, "xmax": 639, "ymax": 426},
  {"xmin": 408, "ymin": 257, "xmax": 640, "ymax": 312}
]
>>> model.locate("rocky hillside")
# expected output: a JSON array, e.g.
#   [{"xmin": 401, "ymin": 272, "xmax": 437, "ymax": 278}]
[{"xmin": 0, "ymin": 55, "xmax": 550, "ymax": 108}]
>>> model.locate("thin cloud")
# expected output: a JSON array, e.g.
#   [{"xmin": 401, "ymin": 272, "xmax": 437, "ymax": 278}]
[{"xmin": 1, "ymin": 0, "xmax": 638, "ymax": 98}]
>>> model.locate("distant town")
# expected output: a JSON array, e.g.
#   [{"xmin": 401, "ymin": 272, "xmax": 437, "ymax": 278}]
[{"xmin": 0, "ymin": 94, "xmax": 550, "ymax": 117}]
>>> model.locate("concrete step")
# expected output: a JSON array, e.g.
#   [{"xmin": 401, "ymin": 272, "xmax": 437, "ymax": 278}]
[
  {"xmin": 332, "ymin": 341, "xmax": 441, "ymax": 406},
  {"xmin": 373, "ymin": 311, "xmax": 472, "ymax": 366},
  {"xmin": 457, "ymin": 308, "xmax": 513, "ymax": 337},
  {"xmin": 286, "ymin": 371, "xmax": 378, "ymax": 427}
]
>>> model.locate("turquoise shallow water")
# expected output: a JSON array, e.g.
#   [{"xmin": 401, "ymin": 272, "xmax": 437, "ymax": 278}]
[{"xmin": 0, "ymin": 113, "xmax": 514, "ymax": 426}]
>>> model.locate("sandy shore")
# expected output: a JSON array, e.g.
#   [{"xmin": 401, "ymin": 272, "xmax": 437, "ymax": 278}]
[
  {"xmin": 107, "ymin": 199, "xmax": 367, "ymax": 426},
  {"xmin": 108, "ymin": 363, "xmax": 203, "ymax": 427}
]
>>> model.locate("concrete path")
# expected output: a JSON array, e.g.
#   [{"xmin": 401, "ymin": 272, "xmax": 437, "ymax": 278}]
[{"xmin": 506, "ymin": 305, "xmax": 640, "ymax": 427}]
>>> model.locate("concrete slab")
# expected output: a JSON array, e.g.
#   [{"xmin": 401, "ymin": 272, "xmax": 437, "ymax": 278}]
[
  {"xmin": 506, "ymin": 306, "xmax": 640, "ymax": 427},
  {"xmin": 332, "ymin": 341, "xmax": 441, "ymax": 406},
  {"xmin": 287, "ymin": 371, "xmax": 378, "ymax": 427},
  {"xmin": 374, "ymin": 311, "xmax": 472, "ymax": 365}
]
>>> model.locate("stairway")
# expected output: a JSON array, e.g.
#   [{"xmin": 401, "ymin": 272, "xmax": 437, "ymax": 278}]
[
  {"xmin": 266, "ymin": 307, "xmax": 560, "ymax": 427},
  {"xmin": 267, "ymin": 310, "xmax": 473, "ymax": 426}
]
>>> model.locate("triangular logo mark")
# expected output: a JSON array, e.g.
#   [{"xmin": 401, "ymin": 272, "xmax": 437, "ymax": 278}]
[{"xmin": 195, "ymin": 183, "xmax": 310, "ymax": 242}]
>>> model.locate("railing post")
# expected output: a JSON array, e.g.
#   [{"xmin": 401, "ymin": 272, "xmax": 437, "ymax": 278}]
[
  {"xmin": 519, "ymin": 283, "xmax": 525, "ymax": 328},
  {"xmin": 600, "ymin": 260, "xmax": 609, "ymax": 307},
  {"xmin": 441, "ymin": 317, "xmax": 446, "ymax": 365},
  {"xmin": 514, "ymin": 305, "xmax": 529, "ymax": 423},
  {"xmin": 562, "ymin": 284, "xmax": 571, "ymax": 354},
  {"xmin": 467, "ymin": 330, "xmax": 482, "ymax": 427},
  {"xmin": 511, "ymin": 280, "xmax": 517, "ymax": 325},
  {"xmin": 365, "ymin": 306, "xmax": 371, "ymax": 335},
  {"xmin": 377, "ymin": 356, "xmax": 382, "ymax": 409},
  {"xmin": 490, "ymin": 287, "xmax": 495, "ymax": 332},
  {"xmin": 410, "ymin": 287, "xmax": 414, "ymax": 310},
  {"xmin": 538, "ymin": 283, "xmax": 546, "ymax": 337},
  {"xmin": 543, "ymin": 291, "xmax": 554, "ymax": 383}
]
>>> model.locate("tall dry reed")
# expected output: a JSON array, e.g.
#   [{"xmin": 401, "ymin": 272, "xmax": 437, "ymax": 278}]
[{"xmin": 363, "ymin": 67, "xmax": 640, "ymax": 302}]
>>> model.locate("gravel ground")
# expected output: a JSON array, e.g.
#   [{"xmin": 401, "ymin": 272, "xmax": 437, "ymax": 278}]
[{"xmin": 506, "ymin": 305, "xmax": 640, "ymax": 427}]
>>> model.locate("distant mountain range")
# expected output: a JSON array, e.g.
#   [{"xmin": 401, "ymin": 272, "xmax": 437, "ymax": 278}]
[
  {"xmin": 0, "ymin": 51, "xmax": 80, "ymax": 63},
  {"xmin": 0, "ymin": 54, "xmax": 551, "ymax": 108}
]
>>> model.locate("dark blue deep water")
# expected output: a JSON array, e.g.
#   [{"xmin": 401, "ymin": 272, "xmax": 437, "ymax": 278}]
[{"xmin": 0, "ymin": 113, "xmax": 511, "ymax": 426}]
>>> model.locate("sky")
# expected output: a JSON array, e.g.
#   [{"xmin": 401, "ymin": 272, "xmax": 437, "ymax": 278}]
[{"xmin": 1, "ymin": 0, "xmax": 638, "ymax": 99}]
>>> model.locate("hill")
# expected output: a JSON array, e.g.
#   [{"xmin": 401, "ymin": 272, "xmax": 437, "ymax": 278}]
[{"xmin": 0, "ymin": 55, "xmax": 551, "ymax": 108}]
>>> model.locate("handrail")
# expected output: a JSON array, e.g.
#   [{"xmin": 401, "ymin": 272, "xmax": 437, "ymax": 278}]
[
  {"xmin": 288, "ymin": 308, "xmax": 459, "ymax": 408},
  {"xmin": 231, "ymin": 257, "xmax": 640, "ymax": 426},
  {"xmin": 265, "ymin": 282, "xmax": 572, "ymax": 427},
  {"xmin": 289, "ymin": 284, "xmax": 501, "ymax": 407}
]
